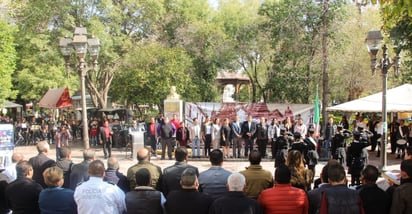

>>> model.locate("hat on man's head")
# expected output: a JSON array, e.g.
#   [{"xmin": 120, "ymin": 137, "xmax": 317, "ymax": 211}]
[
  {"xmin": 293, "ymin": 132, "xmax": 301, "ymax": 139},
  {"xmin": 353, "ymin": 131, "xmax": 361, "ymax": 137}
]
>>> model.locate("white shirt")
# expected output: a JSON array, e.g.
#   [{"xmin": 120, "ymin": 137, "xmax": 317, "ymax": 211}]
[
  {"xmin": 270, "ymin": 124, "xmax": 280, "ymax": 139},
  {"xmin": 212, "ymin": 124, "xmax": 221, "ymax": 140},
  {"xmin": 294, "ymin": 124, "xmax": 307, "ymax": 137},
  {"xmin": 205, "ymin": 123, "xmax": 212, "ymax": 135},
  {"xmin": 192, "ymin": 125, "xmax": 200, "ymax": 137},
  {"xmin": 2, "ymin": 163, "xmax": 17, "ymax": 182},
  {"xmin": 375, "ymin": 122, "xmax": 384, "ymax": 135},
  {"xmin": 74, "ymin": 176, "xmax": 126, "ymax": 214}
]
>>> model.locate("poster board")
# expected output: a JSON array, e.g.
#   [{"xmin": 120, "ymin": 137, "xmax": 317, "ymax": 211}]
[{"xmin": 0, "ymin": 124, "xmax": 14, "ymax": 169}]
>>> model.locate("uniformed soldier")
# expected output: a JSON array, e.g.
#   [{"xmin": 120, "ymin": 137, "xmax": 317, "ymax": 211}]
[
  {"xmin": 273, "ymin": 128, "xmax": 289, "ymax": 167},
  {"xmin": 331, "ymin": 125, "xmax": 352, "ymax": 166},
  {"xmin": 347, "ymin": 131, "xmax": 370, "ymax": 186},
  {"xmin": 289, "ymin": 132, "xmax": 308, "ymax": 163}
]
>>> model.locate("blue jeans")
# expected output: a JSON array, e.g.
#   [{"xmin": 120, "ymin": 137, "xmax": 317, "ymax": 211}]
[
  {"xmin": 192, "ymin": 137, "xmax": 201, "ymax": 157},
  {"xmin": 323, "ymin": 140, "xmax": 331, "ymax": 159},
  {"xmin": 90, "ymin": 136, "xmax": 98, "ymax": 147}
]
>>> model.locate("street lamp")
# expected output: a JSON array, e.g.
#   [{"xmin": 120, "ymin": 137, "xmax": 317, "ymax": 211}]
[
  {"xmin": 365, "ymin": 30, "xmax": 400, "ymax": 171},
  {"xmin": 59, "ymin": 27, "xmax": 100, "ymax": 149}
]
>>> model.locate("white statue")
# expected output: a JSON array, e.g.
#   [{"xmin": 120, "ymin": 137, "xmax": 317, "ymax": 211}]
[
  {"xmin": 222, "ymin": 85, "xmax": 235, "ymax": 102},
  {"xmin": 167, "ymin": 86, "xmax": 180, "ymax": 100}
]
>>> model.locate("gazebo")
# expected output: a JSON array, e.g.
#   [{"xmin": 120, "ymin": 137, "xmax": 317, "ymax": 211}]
[{"xmin": 215, "ymin": 71, "xmax": 250, "ymax": 102}]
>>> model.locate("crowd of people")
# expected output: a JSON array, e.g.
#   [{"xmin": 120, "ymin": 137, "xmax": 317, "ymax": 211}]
[
  {"xmin": 1, "ymin": 113, "xmax": 412, "ymax": 213},
  {"xmin": 0, "ymin": 139, "xmax": 411, "ymax": 213}
]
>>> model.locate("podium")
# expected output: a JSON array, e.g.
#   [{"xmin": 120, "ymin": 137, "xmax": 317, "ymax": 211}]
[{"xmin": 130, "ymin": 131, "xmax": 144, "ymax": 160}]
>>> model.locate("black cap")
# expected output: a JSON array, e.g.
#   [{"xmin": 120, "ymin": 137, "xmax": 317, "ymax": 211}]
[{"xmin": 293, "ymin": 132, "xmax": 301, "ymax": 139}]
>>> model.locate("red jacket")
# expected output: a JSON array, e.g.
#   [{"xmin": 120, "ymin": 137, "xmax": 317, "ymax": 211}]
[{"xmin": 258, "ymin": 183, "xmax": 308, "ymax": 214}]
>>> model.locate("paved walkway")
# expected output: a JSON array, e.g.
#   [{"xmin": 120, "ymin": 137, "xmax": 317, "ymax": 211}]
[{"xmin": 14, "ymin": 140, "xmax": 402, "ymax": 183}]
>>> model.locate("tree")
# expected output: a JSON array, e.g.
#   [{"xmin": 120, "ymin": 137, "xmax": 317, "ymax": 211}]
[
  {"xmin": 110, "ymin": 41, "xmax": 192, "ymax": 112},
  {"xmin": 0, "ymin": 20, "xmax": 17, "ymax": 103},
  {"xmin": 10, "ymin": 0, "xmax": 80, "ymax": 105},
  {"xmin": 380, "ymin": 0, "xmax": 412, "ymax": 51},
  {"xmin": 215, "ymin": 0, "xmax": 272, "ymax": 102},
  {"xmin": 161, "ymin": 0, "xmax": 224, "ymax": 102},
  {"xmin": 259, "ymin": 0, "xmax": 327, "ymax": 103},
  {"xmin": 10, "ymin": 0, "xmax": 166, "ymax": 108},
  {"xmin": 327, "ymin": 5, "xmax": 384, "ymax": 103}
]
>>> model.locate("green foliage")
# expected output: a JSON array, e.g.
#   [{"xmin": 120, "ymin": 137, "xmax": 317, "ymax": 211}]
[
  {"xmin": 111, "ymin": 42, "xmax": 193, "ymax": 109},
  {"xmin": 0, "ymin": 20, "xmax": 17, "ymax": 103},
  {"xmin": 380, "ymin": 1, "xmax": 412, "ymax": 85},
  {"xmin": 214, "ymin": 0, "xmax": 272, "ymax": 102},
  {"xmin": 13, "ymin": 30, "xmax": 78, "ymax": 102},
  {"xmin": 328, "ymin": 6, "xmax": 384, "ymax": 103},
  {"xmin": 259, "ymin": 0, "xmax": 328, "ymax": 103},
  {"xmin": 7, "ymin": 0, "xmax": 411, "ymax": 112}
]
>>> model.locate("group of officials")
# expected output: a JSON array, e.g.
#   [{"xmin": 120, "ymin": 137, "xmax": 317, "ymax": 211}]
[{"xmin": 154, "ymin": 114, "xmax": 311, "ymax": 160}]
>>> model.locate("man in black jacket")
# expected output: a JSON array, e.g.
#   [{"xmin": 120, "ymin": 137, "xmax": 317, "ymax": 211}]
[
  {"xmin": 356, "ymin": 165, "xmax": 390, "ymax": 214},
  {"xmin": 165, "ymin": 168, "xmax": 212, "ymax": 214},
  {"xmin": 126, "ymin": 168, "xmax": 166, "ymax": 214},
  {"xmin": 160, "ymin": 147, "xmax": 199, "ymax": 196},
  {"xmin": 5, "ymin": 161, "xmax": 43, "ymax": 214},
  {"xmin": 209, "ymin": 172, "xmax": 262, "ymax": 214}
]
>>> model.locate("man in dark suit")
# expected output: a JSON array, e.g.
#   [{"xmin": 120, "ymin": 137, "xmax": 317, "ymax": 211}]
[
  {"xmin": 241, "ymin": 115, "xmax": 257, "ymax": 157},
  {"xmin": 176, "ymin": 122, "xmax": 190, "ymax": 147},
  {"xmin": 160, "ymin": 147, "xmax": 199, "ymax": 196},
  {"xmin": 99, "ymin": 120, "xmax": 113, "ymax": 159},
  {"xmin": 231, "ymin": 116, "xmax": 243, "ymax": 158},
  {"xmin": 28, "ymin": 141, "xmax": 56, "ymax": 188}
]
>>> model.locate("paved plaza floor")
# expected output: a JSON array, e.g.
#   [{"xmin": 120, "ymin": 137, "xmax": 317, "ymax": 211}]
[{"xmin": 13, "ymin": 140, "xmax": 402, "ymax": 186}]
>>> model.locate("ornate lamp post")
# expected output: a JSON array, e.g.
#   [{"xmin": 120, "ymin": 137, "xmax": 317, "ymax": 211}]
[
  {"xmin": 59, "ymin": 27, "xmax": 100, "ymax": 149},
  {"xmin": 365, "ymin": 30, "xmax": 400, "ymax": 171}
]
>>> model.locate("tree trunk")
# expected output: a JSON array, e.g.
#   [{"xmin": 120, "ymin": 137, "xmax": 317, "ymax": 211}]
[{"xmin": 321, "ymin": 0, "xmax": 329, "ymax": 137}]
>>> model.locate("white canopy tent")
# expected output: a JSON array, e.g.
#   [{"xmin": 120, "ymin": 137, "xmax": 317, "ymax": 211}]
[{"xmin": 327, "ymin": 84, "xmax": 412, "ymax": 113}]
